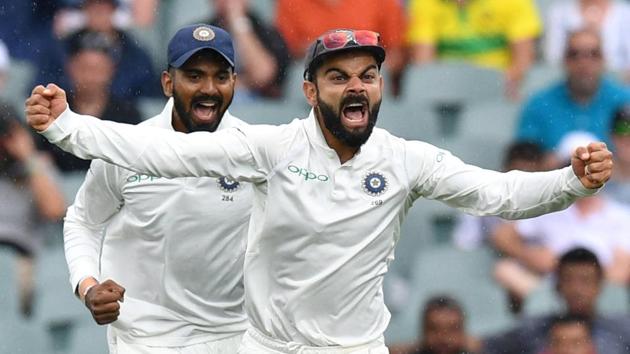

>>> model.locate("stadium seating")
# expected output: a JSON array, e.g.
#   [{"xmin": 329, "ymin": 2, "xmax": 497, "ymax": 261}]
[
  {"xmin": 520, "ymin": 63, "xmax": 563, "ymax": 99},
  {"xmin": 400, "ymin": 63, "xmax": 505, "ymax": 105},
  {"xmin": 386, "ymin": 245, "xmax": 513, "ymax": 344},
  {"xmin": 68, "ymin": 319, "xmax": 108, "ymax": 354},
  {"xmin": 0, "ymin": 319, "xmax": 50, "ymax": 354},
  {"xmin": 229, "ymin": 99, "xmax": 308, "ymax": 125}
]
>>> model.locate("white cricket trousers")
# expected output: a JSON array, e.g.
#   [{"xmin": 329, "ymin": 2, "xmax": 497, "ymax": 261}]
[
  {"xmin": 237, "ymin": 327, "xmax": 389, "ymax": 354},
  {"xmin": 107, "ymin": 327, "xmax": 243, "ymax": 354}
]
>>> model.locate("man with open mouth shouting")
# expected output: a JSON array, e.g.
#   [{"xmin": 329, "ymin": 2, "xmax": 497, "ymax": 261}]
[
  {"xmin": 59, "ymin": 24, "xmax": 252, "ymax": 353},
  {"xmin": 27, "ymin": 29, "xmax": 612, "ymax": 353}
]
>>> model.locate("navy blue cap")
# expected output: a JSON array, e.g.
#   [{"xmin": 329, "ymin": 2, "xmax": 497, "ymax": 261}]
[{"xmin": 167, "ymin": 24, "xmax": 235, "ymax": 68}]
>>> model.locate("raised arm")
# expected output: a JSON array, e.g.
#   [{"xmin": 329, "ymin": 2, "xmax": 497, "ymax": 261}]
[
  {"xmin": 25, "ymin": 84, "xmax": 265, "ymax": 182},
  {"xmin": 408, "ymin": 142, "xmax": 612, "ymax": 220}
]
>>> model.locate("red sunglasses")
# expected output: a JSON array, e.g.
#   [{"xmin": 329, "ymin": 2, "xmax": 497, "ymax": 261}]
[
  {"xmin": 319, "ymin": 30, "xmax": 380, "ymax": 50},
  {"xmin": 305, "ymin": 30, "xmax": 382, "ymax": 80}
]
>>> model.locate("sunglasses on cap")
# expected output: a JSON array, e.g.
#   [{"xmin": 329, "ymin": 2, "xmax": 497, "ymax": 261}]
[
  {"xmin": 304, "ymin": 29, "xmax": 385, "ymax": 80},
  {"xmin": 319, "ymin": 30, "xmax": 380, "ymax": 50}
]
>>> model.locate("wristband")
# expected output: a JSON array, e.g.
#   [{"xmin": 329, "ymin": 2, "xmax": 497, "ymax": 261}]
[{"xmin": 82, "ymin": 283, "xmax": 97, "ymax": 304}]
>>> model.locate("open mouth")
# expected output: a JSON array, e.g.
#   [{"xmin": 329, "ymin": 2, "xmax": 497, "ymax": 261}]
[
  {"xmin": 192, "ymin": 100, "xmax": 220, "ymax": 123},
  {"xmin": 341, "ymin": 102, "xmax": 368, "ymax": 128}
]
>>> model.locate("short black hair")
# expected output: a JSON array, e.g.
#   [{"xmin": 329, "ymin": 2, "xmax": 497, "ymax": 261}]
[
  {"xmin": 550, "ymin": 313, "xmax": 593, "ymax": 334},
  {"xmin": 503, "ymin": 141, "xmax": 543, "ymax": 168},
  {"xmin": 66, "ymin": 30, "xmax": 115, "ymax": 58},
  {"xmin": 421, "ymin": 295, "xmax": 464, "ymax": 324},
  {"xmin": 557, "ymin": 247, "xmax": 603, "ymax": 277}
]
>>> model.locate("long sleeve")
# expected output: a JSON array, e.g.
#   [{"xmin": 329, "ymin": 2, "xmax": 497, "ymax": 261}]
[
  {"xmin": 64, "ymin": 160, "xmax": 124, "ymax": 291},
  {"xmin": 406, "ymin": 141, "xmax": 597, "ymax": 220},
  {"xmin": 40, "ymin": 107, "xmax": 267, "ymax": 183}
]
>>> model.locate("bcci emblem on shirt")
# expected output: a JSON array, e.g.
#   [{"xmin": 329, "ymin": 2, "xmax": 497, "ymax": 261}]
[
  {"xmin": 218, "ymin": 176, "xmax": 240, "ymax": 193},
  {"xmin": 362, "ymin": 172, "xmax": 388, "ymax": 197}
]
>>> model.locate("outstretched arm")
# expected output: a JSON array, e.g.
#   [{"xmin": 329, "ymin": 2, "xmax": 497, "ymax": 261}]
[
  {"xmin": 408, "ymin": 142, "xmax": 612, "ymax": 220},
  {"xmin": 26, "ymin": 84, "xmax": 265, "ymax": 182}
]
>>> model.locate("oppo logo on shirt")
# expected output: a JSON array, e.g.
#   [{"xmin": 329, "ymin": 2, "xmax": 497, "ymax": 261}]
[
  {"xmin": 287, "ymin": 165, "xmax": 329, "ymax": 182},
  {"xmin": 126, "ymin": 174, "xmax": 162, "ymax": 183}
]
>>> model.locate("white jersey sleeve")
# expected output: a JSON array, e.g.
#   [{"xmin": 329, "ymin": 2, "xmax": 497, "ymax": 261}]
[
  {"xmin": 41, "ymin": 108, "xmax": 268, "ymax": 182},
  {"xmin": 405, "ymin": 141, "xmax": 597, "ymax": 219},
  {"xmin": 64, "ymin": 160, "xmax": 124, "ymax": 291}
]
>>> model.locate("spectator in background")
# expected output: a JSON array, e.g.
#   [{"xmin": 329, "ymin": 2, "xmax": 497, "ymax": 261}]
[
  {"xmin": 604, "ymin": 105, "xmax": 630, "ymax": 204},
  {"xmin": 544, "ymin": 0, "xmax": 630, "ymax": 82},
  {"xmin": 0, "ymin": 102, "xmax": 65, "ymax": 317},
  {"xmin": 517, "ymin": 29, "xmax": 630, "ymax": 157},
  {"xmin": 389, "ymin": 296, "xmax": 479, "ymax": 354},
  {"xmin": 483, "ymin": 248, "xmax": 630, "ymax": 354},
  {"xmin": 34, "ymin": 0, "xmax": 160, "ymax": 101},
  {"xmin": 201, "ymin": 0, "xmax": 290, "ymax": 100},
  {"xmin": 492, "ymin": 131, "xmax": 630, "ymax": 310},
  {"xmin": 54, "ymin": 0, "xmax": 159, "ymax": 36},
  {"xmin": 36, "ymin": 30, "xmax": 142, "ymax": 172},
  {"xmin": 453, "ymin": 141, "xmax": 545, "ymax": 251},
  {"xmin": 406, "ymin": 0, "xmax": 541, "ymax": 99},
  {"xmin": 542, "ymin": 315, "xmax": 596, "ymax": 354},
  {"xmin": 275, "ymin": 0, "xmax": 407, "ymax": 95}
]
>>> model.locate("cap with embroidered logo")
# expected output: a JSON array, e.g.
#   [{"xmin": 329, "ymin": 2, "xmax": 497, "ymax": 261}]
[{"xmin": 167, "ymin": 24, "xmax": 235, "ymax": 68}]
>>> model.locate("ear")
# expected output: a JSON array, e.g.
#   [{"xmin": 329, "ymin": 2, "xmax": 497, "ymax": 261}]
[
  {"xmin": 161, "ymin": 70, "xmax": 173, "ymax": 97},
  {"xmin": 379, "ymin": 73, "xmax": 384, "ymax": 94},
  {"xmin": 303, "ymin": 80, "xmax": 318, "ymax": 107}
]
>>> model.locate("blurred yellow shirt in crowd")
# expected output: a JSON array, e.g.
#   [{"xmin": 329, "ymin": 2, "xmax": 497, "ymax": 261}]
[{"xmin": 407, "ymin": 0, "xmax": 542, "ymax": 69}]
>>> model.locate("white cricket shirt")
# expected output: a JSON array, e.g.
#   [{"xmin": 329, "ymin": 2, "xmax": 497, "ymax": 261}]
[
  {"xmin": 46, "ymin": 108, "xmax": 596, "ymax": 347},
  {"xmin": 63, "ymin": 99, "xmax": 252, "ymax": 347}
]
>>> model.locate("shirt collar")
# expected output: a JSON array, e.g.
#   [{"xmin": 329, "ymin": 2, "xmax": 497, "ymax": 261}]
[{"xmin": 305, "ymin": 108, "xmax": 334, "ymax": 150}]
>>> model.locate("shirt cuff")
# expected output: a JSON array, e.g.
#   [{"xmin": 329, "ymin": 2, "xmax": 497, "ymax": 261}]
[
  {"xmin": 564, "ymin": 166, "xmax": 600, "ymax": 197},
  {"xmin": 39, "ymin": 106, "xmax": 80, "ymax": 143}
]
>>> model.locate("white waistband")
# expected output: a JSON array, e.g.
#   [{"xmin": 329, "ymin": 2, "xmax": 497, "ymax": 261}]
[
  {"xmin": 108, "ymin": 324, "xmax": 244, "ymax": 347},
  {"xmin": 243, "ymin": 327, "xmax": 387, "ymax": 354}
]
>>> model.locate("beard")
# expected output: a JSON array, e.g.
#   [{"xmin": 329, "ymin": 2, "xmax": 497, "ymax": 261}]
[
  {"xmin": 316, "ymin": 93, "xmax": 381, "ymax": 148},
  {"xmin": 172, "ymin": 89, "xmax": 232, "ymax": 133}
]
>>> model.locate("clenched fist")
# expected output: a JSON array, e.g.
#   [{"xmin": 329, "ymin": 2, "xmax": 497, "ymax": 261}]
[
  {"xmin": 83, "ymin": 279, "xmax": 125, "ymax": 325},
  {"xmin": 571, "ymin": 142, "xmax": 613, "ymax": 189},
  {"xmin": 24, "ymin": 84, "xmax": 68, "ymax": 132}
]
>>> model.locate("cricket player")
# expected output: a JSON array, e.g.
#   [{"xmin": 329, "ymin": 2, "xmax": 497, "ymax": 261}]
[
  {"xmin": 27, "ymin": 29, "xmax": 612, "ymax": 353},
  {"xmin": 63, "ymin": 24, "xmax": 251, "ymax": 353}
]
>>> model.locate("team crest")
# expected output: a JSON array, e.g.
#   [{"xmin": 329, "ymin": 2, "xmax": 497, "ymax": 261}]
[
  {"xmin": 362, "ymin": 171, "xmax": 388, "ymax": 197},
  {"xmin": 193, "ymin": 26, "xmax": 215, "ymax": 41},
  {"xmin": 218, "ymin": 176, "xmax": 240, "ymax": 193}
]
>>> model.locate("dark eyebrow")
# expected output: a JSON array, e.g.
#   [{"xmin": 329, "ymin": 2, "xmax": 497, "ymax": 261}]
[
  {"xmin": 181, "ymin": 68, "xmax": 204, "ymax": 75},
  {"xmin": 360, "ymin": 65, "xmax": 378, "ymax": 76},
  {"xmin": 324, "ymin": 68, "xmax": 347, "ymax": 76},
  {"xmin": 324, "ymin": 64, "xmax": 379, "ymax": 77}
]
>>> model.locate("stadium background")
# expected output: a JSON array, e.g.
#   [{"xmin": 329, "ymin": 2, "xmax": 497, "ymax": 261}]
[{"xmin": 1, "ymin": 0, "xmax": 628, "ymax": 353}]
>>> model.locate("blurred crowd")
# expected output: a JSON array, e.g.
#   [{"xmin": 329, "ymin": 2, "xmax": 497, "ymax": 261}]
[{"xmin": 2, "ymin": 0, "xmax": 630, "ymax": 353}]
